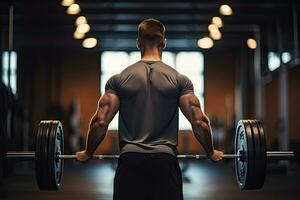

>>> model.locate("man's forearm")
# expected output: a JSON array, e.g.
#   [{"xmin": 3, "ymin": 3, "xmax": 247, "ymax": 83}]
[
  {"xmin": 179, "ymin": 94, "xmax": 215, "ymax": 157},
  {"xmin": 192, "ymin": 122, "xmax": 214, "ymax": 157},
  {"xmin": 85, "ymin": 122, "xmax": 108, "ymax": 156}
]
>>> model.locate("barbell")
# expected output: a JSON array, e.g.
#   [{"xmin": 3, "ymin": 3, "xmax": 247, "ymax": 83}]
[{"xmin": 3, "ymin": 119, "xmax": 295, "ymax": 191}]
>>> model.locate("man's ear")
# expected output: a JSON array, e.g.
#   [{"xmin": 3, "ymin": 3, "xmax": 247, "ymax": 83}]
[
  {"xmin": 162, "ymin": 38, "xmax": 167, "ymax": 49},
  {"xmin": 136, "ymin": 38, "xmax": 141, "ymax": 49}
]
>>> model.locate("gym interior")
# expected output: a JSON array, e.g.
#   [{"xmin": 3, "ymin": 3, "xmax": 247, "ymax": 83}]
[{"xmin": 0, "ymin": 0, "xmax": 300, "ymax": 199}]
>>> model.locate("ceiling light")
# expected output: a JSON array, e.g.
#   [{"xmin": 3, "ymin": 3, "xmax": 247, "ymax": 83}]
[
  {"xmin": 210, "ymin": 30, "xmax": 222, "ymax": 40},
  {"xmin": 76, "ymin": 23, "xmax": 90, "ymax": 34},
  {"xmin": 82, "ymin": 38, "xmax": 97, "ymax": 48},
  {"xmin": 208, "ymin": 24, "xmax": 219, "ymax": 33},
  {"xmin": 66, "ymin": 4, "xmax": 80, "ymax": 15},
  {"xmin": 211, "ymin": 17, "xmax": 223, "ymax": 28},
  {"xmin": 247, "ymin": 38, "xmax": 257, "ymax": 49},
  {"xmin": 73, "ymin": 31, "xmax": 85, "ymax": 39},
  {"xmin": 219, "ymin": 4, "xmax": 233, "ymax": 16},
  {"xmin": 61, "ymin": 0, "xmax": 74, "ymax": 7},
  {"xmin": 75, "ymin": 16, "xmax": 87, "ymax": 26},
  {"xmin": 197, "ymin": 37, "xmax": 214, "ymax": 49}
]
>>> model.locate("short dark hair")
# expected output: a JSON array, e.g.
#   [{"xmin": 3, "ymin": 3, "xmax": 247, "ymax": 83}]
[{"xmin": 138, "ymin": 18, "xmax": 165, "ymax": 48}]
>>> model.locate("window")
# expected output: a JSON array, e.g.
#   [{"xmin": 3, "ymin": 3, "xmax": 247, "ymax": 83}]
[
  {"xmin": 101, "ymin": 51, "xmax": 204, "ymax": 130},
  {"xmin": 268, "ymin": 51, "xmax": 291, "ymax": 71},
  {"xmin": 176, "ymin": 52, "xmax": 204, "ymax": 130},
  {"xmin": 281, "ymin": 52, "xmax": 291, "ymax": 63},
  {"xmin": 2, "ymin": 51, "xmax": 17, "ymax": 94}
]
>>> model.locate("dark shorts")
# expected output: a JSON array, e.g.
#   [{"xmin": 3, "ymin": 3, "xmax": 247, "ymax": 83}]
[{"xmin": 113, "ymin": 152, "xmax": 183, "ymax": 200}]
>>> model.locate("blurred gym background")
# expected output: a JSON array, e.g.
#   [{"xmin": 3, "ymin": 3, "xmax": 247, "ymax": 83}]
[{"xmin": 0, "ymin": 0, "xmax": 300, "ymax": 199}]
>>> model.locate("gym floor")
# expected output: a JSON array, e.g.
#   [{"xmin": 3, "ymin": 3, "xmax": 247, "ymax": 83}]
[{"xmin": 1, "ymin": 161, "xmax": 299, "ymax": 200}]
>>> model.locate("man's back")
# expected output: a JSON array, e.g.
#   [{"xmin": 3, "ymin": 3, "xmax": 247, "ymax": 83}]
[{"xmin": 105, "ymin": 60, "xmax": 193, "ymax": 155}]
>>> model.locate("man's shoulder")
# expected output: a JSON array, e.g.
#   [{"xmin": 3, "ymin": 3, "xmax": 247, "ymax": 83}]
[
  {"xmin": 153, "ymin": 61, "xmax": 179, "ymax": 77},
  {"xmin": 120, "ymin": 61, "xmax": 142, "ymax": 74},
  {"xmin": 159, "ymin": 61, "xmax": 175, "ymax": 69}
]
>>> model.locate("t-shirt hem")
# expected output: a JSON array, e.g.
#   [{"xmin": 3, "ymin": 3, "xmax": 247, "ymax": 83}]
[
  {"xmin": 120, "ymin": 144, "xmax": 177, "ymax": 156},
  {"xmin": 121, "ymin": 149, "xmax": 176, "ymax": 157}
]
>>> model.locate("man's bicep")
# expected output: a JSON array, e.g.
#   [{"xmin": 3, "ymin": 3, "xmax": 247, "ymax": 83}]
[
  {"xmin": 179, "ymin": 93, "xmax": 203, "ymax": 123},
  {"xmin": 97, "ymin": 92, "xmax": 120, "ymax": 123}
]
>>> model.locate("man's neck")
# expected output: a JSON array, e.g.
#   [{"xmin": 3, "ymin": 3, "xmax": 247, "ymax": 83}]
[{"xmin": 141, "ymin": 48, "xmax": 162, "ymax": 61}]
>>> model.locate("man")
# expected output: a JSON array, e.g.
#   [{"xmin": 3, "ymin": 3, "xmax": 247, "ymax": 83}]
[{"xmin": 76, "ymin": 18, "xmax": 224, "ymax": 200}]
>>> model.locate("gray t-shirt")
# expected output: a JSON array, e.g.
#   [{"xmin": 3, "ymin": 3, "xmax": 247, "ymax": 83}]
[{"xmin": 105, "ymin": 60, "xmax": 194, "ymax": 156}]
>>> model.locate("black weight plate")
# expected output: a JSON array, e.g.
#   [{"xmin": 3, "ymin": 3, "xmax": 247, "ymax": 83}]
[
  {"xmin": 35, "ymin": 121, "xmax": 43, "ymax": 189},
  {"xmin": 47, "ymin": 121, "xmax": 56, "ymax": 190},
  {"xmin": 54, "ymin": 121, "xmax": 64, "ymax": 190},
  {"xmin": 235, "ymin": 121, "xmax": 248, "ymax": 189},
  {"xmin": 47, "ymin": 121, "xmax": 64, "ymax": 190},
  {"xmin": 41, "ymin": 120, "xmax": 52, "ymax": 190},
  {"xmin": 255, "ymin": 120, "xmax": 267, "ymax": 188},
  {"xmin": 35, "ymin": 121, "xmax": 48, "ymax": 189},
  {"xmin": 234, "ymin": 120, "xmax": 255, "ymax": 189},
  {"xmin": 243, "ymin": 121, "xmax": 255, "ymax": 189},
  {"xmin": 56, "ymin": 122, "xmax": 64, "ymax": 189},
  {"xmin": 248, "ymin": 120, "xmax": 262, "ymax": 189},
  {"xmin": 45, "ymin": 121, "xmax": 56, "ymax": 190},
  {"xmin": 42, "ymin": 120, "xmax": 53, "ymax": 190}
]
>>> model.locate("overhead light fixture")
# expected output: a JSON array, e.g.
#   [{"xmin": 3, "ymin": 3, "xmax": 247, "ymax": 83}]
[
  {"xmin": 219, "ymin": 4, "xmax": 233, "ymax": 16},
  {"xmin": 73, "ymin": 31, "xmax": 85, "ymax": 39},
  {"xmin": 76, "ymin": 23, "xmax": 90, "ymax": 34},
  {"xmin": 197, "ymin": 37, "xmax": 214, "ymax": 49},
  {"xmin": 211, "ymin": 17, "xmax": 223, "ymax": 28},
  {"xmin": 66, "ymin": 4, "xmax": 80, "ymax": 15},
  {"xmin": 75, "ymin": 16, "xmax": 87, "ymax": 26},
  {"xmin": 247, "ymin": 38, "xmax": 257, "ymax": 49},
  {"xmin": 208, "ymin": 24, "xmax": 219, "ymax": 33},
  {"xmin": 82, "ymin": 38, "xmax": 97, "ymax": 48},
  {"xmin": 210, "ymin": 30, "xmax": 222, "ymax": 40},
  {"xmin": 61, "ymin": 0, "xmax": 74, "ymax": 7},
  {"xmin": 208, "ymin": 23, "xmax": 222, "ymax": 40}
]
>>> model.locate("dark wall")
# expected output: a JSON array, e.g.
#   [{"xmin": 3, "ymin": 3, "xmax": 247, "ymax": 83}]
[
  {"xmin": 265, "ymin": 74, "xmax": 279, "ymax": 148},
  {"xmin": 289, "ymin": 66, "xmax": 300, "ymax": 142},
  {"xmin": 205, "ymin": 49, "xmax": 236, "ymax": 121},
  {"xmin": 59, "ymin": 49, "xmax": 100, "ymax": 142},
  {"xmin": 18, "ymin": 47, "xmax": 100, "ymax": 148},
  {"xmin": 264, "ymin": 65, "xmax": 300, "ymax": 149}
]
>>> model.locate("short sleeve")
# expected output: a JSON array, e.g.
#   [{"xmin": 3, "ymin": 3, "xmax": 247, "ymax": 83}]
[
  {"xmin": 177, "ymin": 73, "xmax": 194, "ymax": 96},
  {"xmin": 105, "ymin": 74, "xmax": 120, "ymax": 95}
]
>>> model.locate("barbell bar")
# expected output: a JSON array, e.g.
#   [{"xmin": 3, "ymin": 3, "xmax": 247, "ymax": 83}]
[
  {"xmin": 2, "ymin": 119, "xmax": 296, "ymax": 191},
  {"xmin": 6, "ymin": 151, "xmax": 295, "ymax": 160}
]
